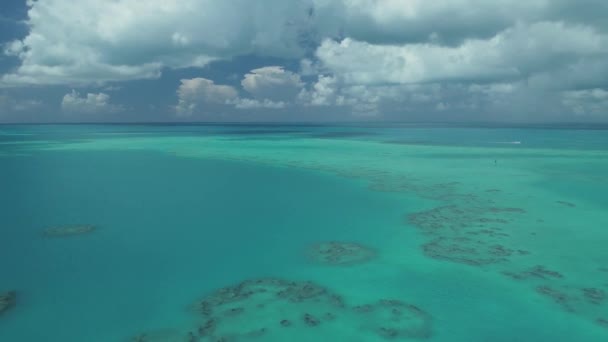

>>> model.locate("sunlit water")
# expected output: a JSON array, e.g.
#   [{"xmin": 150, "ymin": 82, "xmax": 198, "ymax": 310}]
[{"xmin": 1, "ymin": 124, "xmax": 608, "ymax": 341}]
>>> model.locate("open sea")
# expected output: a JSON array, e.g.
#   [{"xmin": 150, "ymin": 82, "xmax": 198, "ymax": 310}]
[{"xmin": 1, "ymin": 123, "xmax": 608, "ymax": 341}]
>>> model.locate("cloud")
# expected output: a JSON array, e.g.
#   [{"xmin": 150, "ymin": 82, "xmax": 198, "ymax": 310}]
[
  {"xmin": 2, "ymin": 0, "xmax": 608, "ymax": 122},
  {"xmin": 12, "ymin": 99, "xmax": 43, "ymax": 112},
  {"xmin": 298, "ymin": 75, "xmax": 399, "ymax": 116},
  {"xmin": 0, "ymin": 94, "xmax": 9, "ymax": 109},
  {"xmin": 176, "ymin": 66, "xmax": 305, "ymax": 115},
  {"xmin": 562, "ymin": 88, "xmax": 608, "ymax": 116},
  {"xmin": 299, "ymin": 58, "xmax": 320, "ymax": 76},
  {"xmin": 175, "ymin": 72, "xmax": 293, "ymax": 116},
  {"xmin": 231, "ymin": 98, "xmax": 286, "ymax": 109},
  {"xmin": 102, "ymin": 85, "xmax": 123, "ymax": 92},
  {"xmin": 0, "ymin": 94, "xmax": 43, "ymax": 115},
  {"xmin": 175, "ymin": 78, "xmax": 238, "ymax": 116},
  {"xmin": 2, "ymin": 0, "xmax": 316, "ymax": 85},
  {"xmin": 298, "ymin": 75, "xmax": 339, "ymax": 106},
  {"xmin": 0, "ymin": 0, "xmax": 556, "ymax": 86},
  {"xmin": 61, "ymin": 90, "xmax": 122, "ymax": 114},
  {"xmin": 241, "ymin": 66, "xmax": 304, "ymax": 101},
  {"xmin": 315, "ymin": 22, "xmax": 606, "ymax": 86},
  {"xmin": 312, "ymin": 0, "xmax": 551, "ymax": 45}
]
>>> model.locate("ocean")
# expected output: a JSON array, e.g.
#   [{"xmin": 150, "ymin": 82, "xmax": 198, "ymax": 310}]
[{"xmin": 1, "ymin": 123, "xmax": 607, "ymax": 341}]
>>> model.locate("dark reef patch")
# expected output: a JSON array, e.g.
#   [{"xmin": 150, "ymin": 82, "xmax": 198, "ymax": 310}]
[
  {"xmin": 423, "ymin": 238, "xmax": 513, "ymax": 266},
  {"xmin": 300, "ymin": 160, "xmax": 608, "ymax": 331},
  {"xmin": 0, "ymin": 291, "xmax": 16, "ymax": 316},
  {"xmin": 556, "ymin": 201, "xmax": 576, "ymax": 208},
  {"xmin": 355, "ymin": 299, "xmax": 433, "ymax": 340},
  {"xmin": 406, "ymin": 205, "xmax": 522, "ymax": 237},
  {"xmin": 502, "ymin": 266, "xmax": 564, "ymax": 280},
  {"xmin": 466, "ymin": 228, "xmax": 510, "ymax": 238},
  {"xmin": 406, "ymin": 204, "xmax": 527, "ymax": 267},
  {"xmin": 190, "ymin": 278, "xmax": 345, "ymax": 339},
  {"xmin": 307, "ymin": 241, "xmax": 376, "ymax": 266},
  {"xmin": 130, "ymin": 278, "xmax": 433, "ymax": 341},
  {"xmin": 536, "ymin": 286, "xmax": 574, "ymax": 312},
  {"xmin": 582, "ymin": 288, "xmax": 605, "ymax": 305},
  {"xmin": 42, "ymin": 224, "xmax": 96, "ymax": 238}
]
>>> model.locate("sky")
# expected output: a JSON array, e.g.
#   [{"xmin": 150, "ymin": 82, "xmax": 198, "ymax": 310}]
[{"xmin": 0, "ymin": 0, "xmax": 607, "ymax": 123}]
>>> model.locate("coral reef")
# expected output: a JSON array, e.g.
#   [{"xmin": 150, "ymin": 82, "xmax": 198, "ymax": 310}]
[
  {"xmin": 280, "ymin": 158, "xmax": 608, "ymax": 332},
  {"xmin": 406, "ymin": 204, "xmax": 528, "ymax": 266},
  {"xmin": 534, "ymin": 284, "xmax": 607, "ymax": 317},
  {"xmin": 0, "ymin": 291, "xmax": 16, "ymax": 315},
  {"xmin": 189, "ymin": 278, "xmax": 348, "ymax": 340},
  {"xmin": 499, "ymin": 264, "xmax": 608, "ymax": 328},
  {"xmin": 42, "ymin": 224, "xmax": 96, "ymax": 237},
  {"xmin": 307, "ymin": 241, "xmax": 376, "ymax": 266},
  {"xmin": 536, "ymin": 286, "xmax": 574, "ymax": 312},
  {"xmin": 423, "ymin": 238, "xmax": 513, "ymax": 266},
  {"xmin": 502, "ymin": 265, "xmax": 564, "ymax": 280},
  {"xmin": 377, "ymin": 173, "xmax": 608, "ymax": 330},
  {"xmin": 355, "ymin": 299, "xmax": 432, "ymax": 340},
  {"xmin": 582, "ymin": 288, "xmax": 605, "ymax": 305},
  {"xmin": 556, "ymin": 201, "xmax": 576, "ymax": 208},
  {"xmin": 184, "ymin": 278, "xmax": 432, "ymax": 341}
]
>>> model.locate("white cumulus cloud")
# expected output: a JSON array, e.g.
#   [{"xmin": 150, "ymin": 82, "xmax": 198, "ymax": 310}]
[
  {"xmin": 231, "ymin": 98, "xmax": 286, "ymax": 109},
  {"xmin": 2, "ymin": 0, "xmax": 608, "ymax": 122},
  {"xmin": 2, "ymin": 0, "xmax": 316, "ymax": 85},
  {"xmin": 175, "ymin": 78, "xmax": 239, "ymax": 116},
  {"xmin": 315, "ymin": 22, "xmax": 606, "ymax": 85},
  {"xmin": 176, "ymin": 67, "xmax": 305, "ymax": 115},
  {"xmin": 241, "ymin": 66, "xmax": 304, "ymax": 101},
  {"xmin": 61, "ymin": 90, "xmax": 121, "ymax": 114}
]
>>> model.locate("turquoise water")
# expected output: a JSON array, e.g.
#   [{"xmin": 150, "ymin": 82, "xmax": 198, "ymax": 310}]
[{"xmin": 1, "ymin": 124, "xmax": 608, "ymax": 341}]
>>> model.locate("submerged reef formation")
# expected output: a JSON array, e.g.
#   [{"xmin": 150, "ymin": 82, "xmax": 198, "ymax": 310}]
[
  {"xmin": 42, "ymin": 224, "xmax": 96, "ymax": 238},
  {"xmin": 191, "ymin": 278, "xmax": 432, "ymax": 340},
  {"xmin": 0, "ymin": 291, "xmax": 16, "ymax": 316},
  {"xmin": 133, "ymin": 278, "xmax": 433, "ymax": 341},
  {"xmin": 422, "ymin": 237, "xmax": 515, "ymax": 266},
  {"xmin": 502, "ymin": 265, "xmax": 564, "ymax": 280},
  {"xmin": 501, "ymin": 264, "xmax": 608, "ymax": 328},
  {"xmin": 307, "ymin": 241, "xmax": 376, "ymax": 266},
  {"xmin": 406, "ymin": 200, "xmax": 608, "ymax": 327},
  {"xmin": 556, "ymin": 201, "xmax": 576, "ymax": 208},
  {"xmin": 406, "ymin": 205, "xmax": 528, "ymax": 266},
  {"xmin": 354, "ymin": 299, "xmax": 433, "ymax": 340},
  {"xmin": 192, "ymin": 278, "xmax": 346, "ymax": 340},
  {"xmin": 312, "ymin": 162, "xmax": 608, "ymax": 331},
  {"xmin": 398, "ymin": 183, "xmax": 608, "ymax": 328}
]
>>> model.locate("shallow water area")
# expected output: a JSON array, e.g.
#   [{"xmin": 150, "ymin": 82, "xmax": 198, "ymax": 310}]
[{"xmin": 1, "ymin": 124, "xmax": 607, "ymax": 341}]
